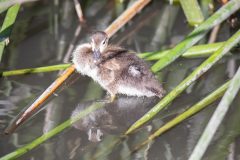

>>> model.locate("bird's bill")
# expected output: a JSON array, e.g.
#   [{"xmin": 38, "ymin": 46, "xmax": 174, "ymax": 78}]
[{"xmin": 93, "ymin": 49, "xmax": 101, "ymax": 61}]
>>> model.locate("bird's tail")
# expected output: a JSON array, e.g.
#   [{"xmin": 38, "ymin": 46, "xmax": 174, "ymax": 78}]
[{"xmin": 145, "ymin": 86, "xmax": 165, "ymax": 98}]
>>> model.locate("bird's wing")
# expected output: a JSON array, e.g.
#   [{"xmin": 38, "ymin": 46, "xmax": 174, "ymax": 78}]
[
  {"xmin": 102, "ymin": 45, "xmax": 128, "ymax": 58},
  {"xmin": 101, "ymin": 59, "xmax": 121, "ymax": 71},
  {"xmin": 128, "ymin": 65, "xmax": 142, "ymax": 78}
]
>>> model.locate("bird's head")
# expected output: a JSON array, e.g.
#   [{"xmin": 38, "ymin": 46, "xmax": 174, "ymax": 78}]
[{"xmin": 90, "ymin": 31, "xmax": 109, "ymax": 62}]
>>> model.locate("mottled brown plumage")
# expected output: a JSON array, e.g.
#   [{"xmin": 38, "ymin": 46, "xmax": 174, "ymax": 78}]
[{"xmin": 72, "ymin": 31, "xmax": 165, "ymax": 100}]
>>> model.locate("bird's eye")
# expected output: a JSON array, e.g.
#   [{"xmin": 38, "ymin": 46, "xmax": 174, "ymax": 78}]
[{"xmin": 102, "ymin": 38, "xmax": 108, "ymax": 45}]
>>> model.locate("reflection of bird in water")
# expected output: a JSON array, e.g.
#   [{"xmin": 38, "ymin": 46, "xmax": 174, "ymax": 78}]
[
  {"xmin": 71, "ymin": 97, "xmax": 157, "ymax": 142},
  {"xmin": 71, "ymin": 102, "xmax": 114, "ymax": 142},
  {"xmin": 72, "ymin": 31, "xmax": 165, "ymax": 102}
]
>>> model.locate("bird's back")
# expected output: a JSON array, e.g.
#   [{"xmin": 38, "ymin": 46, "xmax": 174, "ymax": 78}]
[{"xmin": 98, "ymin": 45, "xmax": 165, "ymax": 98}]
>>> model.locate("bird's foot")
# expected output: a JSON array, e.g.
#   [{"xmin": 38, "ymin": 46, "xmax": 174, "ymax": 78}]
[
  {"xmin": 109, "ymin": 94, "xmax": 116, "ymax": 103},
  {"xmin": 95, "ymin": 94, "xmax": 116, "ymax": 103}
]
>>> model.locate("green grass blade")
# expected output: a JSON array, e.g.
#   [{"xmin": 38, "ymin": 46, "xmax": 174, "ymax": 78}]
[
  {"xmin": 134, "ymin": 81, "xmax": 229, "ymax": 150},
  {"xmin": 188, "ymin": 67, "xmax": 240, "ymax": 160},
  {"xmin": 0, "ymin": 102, "xmax": 105, "ymax": 160},
  {"xmin": 0, "ymin": 4, "xmax": 20, "ymax": 62},
  {"xmin": 0, "ymin": 63, "xmax": 71, "ymax": 77},
  {"xmin": 151, "ymin": 0, "xmax": 240, "ymax": 72},
  {"xmin": 179, "ymin": 0, "xmax": 204, "ymax": 26},
  {"xmin": 148, "ymin": 81, "xmax": 229, "ymax": 141},
  {"xmin": 139, "ymin": 42, "xmax": 224, "ymax": 60},
  {"xmin": 126, "ymin": 29, "xmax": 240, "ymax": 135},
  {"xmin": 181, "ymin": 42, "xmax": 224, "ymax": 58}
]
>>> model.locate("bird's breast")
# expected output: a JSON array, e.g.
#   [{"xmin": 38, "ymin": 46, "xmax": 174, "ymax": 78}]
[{"xmin": 72, "ymin": 43, "xmax": 102, "ymax": 81}]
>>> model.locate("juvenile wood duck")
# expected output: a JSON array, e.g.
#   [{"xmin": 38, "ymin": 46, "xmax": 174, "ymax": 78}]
[{"xmin": 72, "ymin": 31, "xmax": 165, "ymax": 101}]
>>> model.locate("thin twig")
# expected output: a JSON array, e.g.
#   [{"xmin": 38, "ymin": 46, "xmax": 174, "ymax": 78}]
[
  {"xmin": 73, "ymin": 0, "xmax": 85, "ymax": 23},
  {"xmin": 64, "ymin": 0, "xmax": 85, "ymax": 63},
  {"xmin": 208, "ymin": 24, "xmax": 221, "ymax": 43},
  {"xmin": 63, "ymin": 25, "xmax": 82, "ymax": 63}
]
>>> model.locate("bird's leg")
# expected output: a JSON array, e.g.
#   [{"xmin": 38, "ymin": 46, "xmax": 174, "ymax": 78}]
[
  {"xmin": 95, "ymin": 83, "xmax": 117, "ymax": 103},
  {"xmin": 104, "ymin": 92, "xmax": 117, "ymax": 103},
  {"xmin": 95, "ymin": 93, "xmax": 116, "ymax": 103},
  {"xmin": 109, "ymin": 94, "xmax": 116, "ymax": 102},
  {"xmin": 105, "ymin": 83, "xmax": 117, "ymax": 103}
]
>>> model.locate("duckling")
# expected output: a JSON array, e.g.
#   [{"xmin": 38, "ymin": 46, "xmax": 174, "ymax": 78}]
[{"xmin": 72, "ymin": 31, "xmax": 165, "ymax": 101}]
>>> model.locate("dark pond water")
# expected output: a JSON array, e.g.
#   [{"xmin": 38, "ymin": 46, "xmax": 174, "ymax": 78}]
[{"xmin": 1, "ymin": 0, "xmax": 240, "ymax": 160}]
